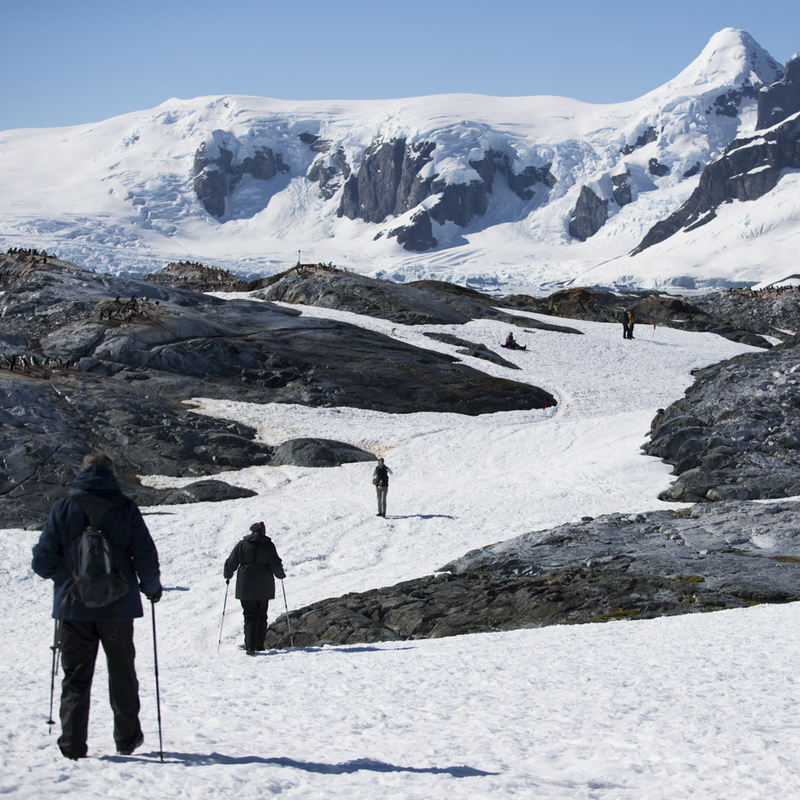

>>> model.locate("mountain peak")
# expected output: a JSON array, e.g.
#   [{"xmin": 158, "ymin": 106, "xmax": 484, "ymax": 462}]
[{"xmin": 674, "ymin": 28, "xmax": 783, "ymax": 91}]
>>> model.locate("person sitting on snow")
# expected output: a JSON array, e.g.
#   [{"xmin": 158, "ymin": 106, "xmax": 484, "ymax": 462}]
[{"xmin": 502, "ymin": 332, "xmax": 526, "ymax": 350}]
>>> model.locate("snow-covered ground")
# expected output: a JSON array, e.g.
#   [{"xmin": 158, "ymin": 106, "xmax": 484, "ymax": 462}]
[{"xmin": 4, "ymin": 304, "xmax": 800, "ymax": 798}]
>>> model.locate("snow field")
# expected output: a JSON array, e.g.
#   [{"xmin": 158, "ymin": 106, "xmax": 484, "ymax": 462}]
[{"xmin": 3, "ymin": 307, "xmax": 799, "ymax": 798}]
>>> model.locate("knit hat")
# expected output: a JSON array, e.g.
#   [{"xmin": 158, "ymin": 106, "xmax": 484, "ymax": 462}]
[{"xmin": 250, "ymin": 521, "xmax": 265, "ymax": 534}]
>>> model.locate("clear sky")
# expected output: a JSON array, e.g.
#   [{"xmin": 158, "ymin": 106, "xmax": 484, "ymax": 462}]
[{"xmin": 2, "ymin": 0, "xmax": 798, "ymax": 131}]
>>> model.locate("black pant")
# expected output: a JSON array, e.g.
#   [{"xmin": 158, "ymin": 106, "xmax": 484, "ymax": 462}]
[
  {"xmin": 58, "ymin": 619, "xmax": 141, "ymax": 758},
  {"xmin": 241, "ymin": 600, "xmax": 269, "ymax": 651}
]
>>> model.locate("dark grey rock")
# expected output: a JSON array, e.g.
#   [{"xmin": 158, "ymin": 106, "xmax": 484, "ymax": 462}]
[
  {"xmin": 648, "ymin": 158, "xmax": 670, "ymax": 177},
  {"xmin": 690, "ymin": 285, "xmax": 800, "ymax": 342},
  {"xmin": 192, "ymin": 139, "xmax": 289, "ymax": 218},
  {"xmin": 634, "ymin": 112, "xmax": 800, "ymax": 254},
  {"xmin": 0, "ymin": 256, "xmax": 557, "ymax": 527},
  {"xmin": 258, "ymin": 264, "xmax": 583, "ymax": 334},
  {"xmin": 388, "ymin": 209, "xmax": 437, "ymax": 251},
  {"xmin": 338, "ymin": 139, "xmax": 554, "ymax": 251},
  {"xmin": 193, "ymin": 141, "xmax": 232, "ymax": 217},
  {"xmin": 264, "ymin": 500, "xmax": 800, "ymax": 648},
  {"xmin": 337, "ymin": 138, "xmax": 436, "ymax": 224},
  {"xmin": 428, "ymin": 180, "xmax": 488, "ymax": 228},
  {"xmin": 644, "ymin": 336, "xmax": 800, "ymax": 502},
  {"xmin": 141, "ymin": 261, "xmax": 247, "ymax": 292},
  {"xmin": 621, "ymin": 126, "xmax": 658, "ymax": 155},
  {"xmin": 757, "ymin": 55, "xmax": 800, "ymax": 129},
  {"xmin": 423, "ymin": 332, "xmax": 520, "ymax": 369},
  {"xmin": 612, "ymin": 171, "xmax": 632, "ymax": 207},
  {"xmin": 568, "ymin": 186, "xmax": 608, "ymax": 241},
  {"xmin": 162, "ymin": 480, "xmax": 258, "ymax": 505},
  {"xmin": 270, "ymin": 439, "xmax": 375, "ymax": 468}
]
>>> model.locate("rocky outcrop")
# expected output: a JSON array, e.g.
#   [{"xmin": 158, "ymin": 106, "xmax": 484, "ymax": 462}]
[
  {"xmin": 757, "ymin": 54, "xmax": 800, "ymax": 129},
  {"xmin": 505, "ymin": 286, "xmax": 773, "ymax": 348},
  {"xmin": 648, "ymin": 158, "xmax": 670, "ymax": 177},
  {"xmin": 142, "ymin": 261, "xmax": 248, "ymax": 292},
  {"xmin": 193, "ymin": 139, "xmax": 289, "ymax": 217},
  {"xmin": 568, "ymin": 186, "xmax": 608, "ymax": 241},
  {"xmin": 338, "ymin": 139, "xmax": 436, "ymax": 223},
  {"xmin": 620, "ymin": 125, "xmax": 658, "ymax": 155},
  {"xmin": 269, "ymin": 439, "xmax": 375, "ymax": 468},
  {"xmin": 0, "ymin": 256, "xmax": 557, "ymax": 527},
  {"xmin": 422, "ymin": 332, "xmax": 520, "ymax": 369},
  {"xmin": 612, "ymin": 171, "xmax": 632, "ymax": 207},
  {"xmin": 644, "ymin": 336, "xmax": 800, "ymax": 503},
  {"xmin": 387, "ymin": 209, "xmax": 437, "ymax": 252},
  {"xmin": 263, "ymin": 500, "xmax": 800, "ymax": 648},
  {"xmin": 338, "ymin": 139, "xmax": 555, "ymax": 251},
  {"xmin": 633, "ymin": 111, "xmax": 800, "ymax": 253},
  {"xmin": 690, "ymin": 285, "xmax": 800, "ymax": 342},
  {"xmin": 258, "ymin": 264, "xmax": 583, "ymax": 334}
]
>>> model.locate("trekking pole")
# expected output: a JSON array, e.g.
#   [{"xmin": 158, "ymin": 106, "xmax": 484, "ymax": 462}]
[
  {"xmin": 47, "ymin": 619, "xmax": 60, "ymax": 732},
  {"xmin": 281, "ymin": 579, "xmax": 295, "ymax": 648},
  {"xmin": 151, "ymin": 601, "xmax": 164, "ymax": 762},
  {"xmin": 217, "ymin": 580, "xmax": 229, "ymax": 654}
]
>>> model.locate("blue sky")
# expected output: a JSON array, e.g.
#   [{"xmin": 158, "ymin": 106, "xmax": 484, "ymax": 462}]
[{"xmin": 2, "ymin": 0, "xmax": 798, "ymax": 130}]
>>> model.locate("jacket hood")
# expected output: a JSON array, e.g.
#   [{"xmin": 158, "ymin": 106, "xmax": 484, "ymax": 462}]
[
  {"xmin": 244, "ymin": 530, "xmax": 271, "ymax": 543},
  {"xmin": 71, "ymin": 464, "xmax": 124, "ymax": 498}
]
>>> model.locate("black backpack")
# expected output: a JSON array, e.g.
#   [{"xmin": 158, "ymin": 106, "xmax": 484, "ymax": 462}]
[{"xmin": 64, "ymin": 492, "xmax": 128, "ymax": 609}]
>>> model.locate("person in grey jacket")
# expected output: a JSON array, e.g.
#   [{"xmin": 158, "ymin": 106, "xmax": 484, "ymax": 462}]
[
  {"xmin": 31, "ymin": 453, "xmax": 161, "ymax": 760},
  {"xmin": 223, "ymin": 522, "xmax": 285, "ymax": 655}
]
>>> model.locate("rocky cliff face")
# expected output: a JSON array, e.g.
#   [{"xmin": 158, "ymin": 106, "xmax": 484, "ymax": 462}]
[
  {"xmin": 336, "ymin": 139, "xmax": 555, "ymax": 250},
  {"xmin": 757, "ymin": 54, "xmax": 800, "ymax": 129},
  {"xmin": 193, "ymin": 138, "xmax": 290, "ymax": 217},
  {"xmin": 568, "ymin": 186, "xmax": 609, "ymax": 241},
  {"xmin": 633, "ymin": 109, "xmax": 800, "ymax": 253}
]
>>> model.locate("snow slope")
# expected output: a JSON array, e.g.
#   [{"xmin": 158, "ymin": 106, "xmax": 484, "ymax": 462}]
[
  {"xmin": 4, "ymin": 302, "xmax": 800, "ymax": 798},
  {"xmin": 0, "ymin": 29, "xmax": 796, "ymax": 293}
]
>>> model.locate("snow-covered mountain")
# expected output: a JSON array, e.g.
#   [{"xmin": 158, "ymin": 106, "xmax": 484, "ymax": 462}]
[{"xmin": 0, "ymin": 28, "xmax": 798, "ymax": 293}]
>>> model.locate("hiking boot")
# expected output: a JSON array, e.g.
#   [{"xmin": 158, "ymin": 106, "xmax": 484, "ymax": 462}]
[
  {"xmin": 59, "ymin": 747, "xmax": 86, "ymax": 760},
  {"xmin": 246, "ymin": 648, "xmax": 256, "ymax": 656},
  {"xmin": 117, "ymin": 732, "xmax": 144, "ymax": 756}
]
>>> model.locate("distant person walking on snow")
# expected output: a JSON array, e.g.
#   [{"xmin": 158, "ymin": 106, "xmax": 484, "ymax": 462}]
[
  {"xmin": 372, "ymin": 458, "xmax": 393, "ymax": 517},
  {"xmin": 31, "ymin": 453, "xmax": 162, "ymax": 760},
  {"xmin": 620, "ymin": 309, "xmax": 630, "ymax": 339},
  {"xmin": 626, "ymin": 310, "xmax": 635, "ymax": 339},
  {"xmin": 223, "ymin": 522, "xmax": 285, "ymax": 655}
]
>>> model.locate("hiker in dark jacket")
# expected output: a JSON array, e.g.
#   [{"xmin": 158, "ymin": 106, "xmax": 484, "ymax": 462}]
[
  {"xmin": 372, "ymin": 457, "xmax": 393, "ymax": 517},
  {"xmin": 223, "ymin": 522, "xmax": 285, "ymax": 655},
  {"xmin": 31, "ymin": 453, "xmax": 161, "ymax": 760}
]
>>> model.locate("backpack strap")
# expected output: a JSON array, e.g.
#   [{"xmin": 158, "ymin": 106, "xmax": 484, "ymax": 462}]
[{"xmin": 65, "ymin": 491, "xmax": 127, "ymax": 549}]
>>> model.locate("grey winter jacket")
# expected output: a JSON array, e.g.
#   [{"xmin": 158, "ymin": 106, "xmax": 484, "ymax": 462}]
[
  {"xmin": 223, "ymin": 531, "xmax": 285, "ymax": 601},
  {"xmin": 31, "ymin": 465, "xmax": 161, "ymax": 620}
]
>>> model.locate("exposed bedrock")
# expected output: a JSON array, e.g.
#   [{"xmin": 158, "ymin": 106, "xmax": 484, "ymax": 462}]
[
  {"xmin": 634, "ymin": 111, "xmax": 800, "ymax": 253},
  {"xmin": 645, "ymin": 336, "xmax": 800, "ymax": 503},
  {"xmin": 336, "ymin": 138, "xmax": 554, "ymax": 251},
  {"xmin": 264, "ymin": 501, "xmax": 800, "ymax": 648},
  {"xmin": 193, "ymin": 139, "xmax": 289, "ymax": 218},
  {"xmin": 0, "ymin": 255, "xmax": 555, "ymax": 527},
  {"xmin": 568, "ymin": 186, "xmax": 609, "ymax": 241}
]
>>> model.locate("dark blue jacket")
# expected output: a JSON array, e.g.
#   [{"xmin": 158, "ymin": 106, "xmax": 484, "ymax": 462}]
[
  {"xmin": 32, "ymin": 465, "xmax": 161, "ymax": 620},
  {"xmin": 223, "ymin": 531, "xmax": 285, "ymax": 601}
]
